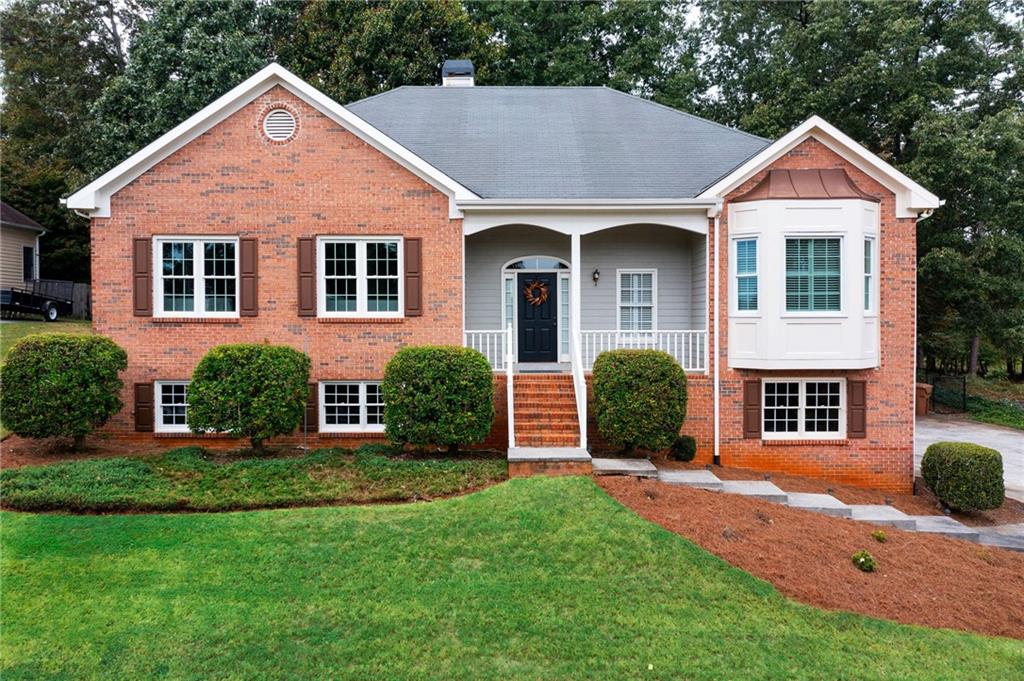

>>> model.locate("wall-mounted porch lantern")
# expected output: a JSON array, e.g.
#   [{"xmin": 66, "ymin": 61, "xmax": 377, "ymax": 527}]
[{"xmin": 592, "ymin": 269, "xmax": 600, "ymax": 285}]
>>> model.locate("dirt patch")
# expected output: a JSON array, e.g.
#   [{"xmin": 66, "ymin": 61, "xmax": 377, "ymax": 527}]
[
  {"xmin": 599, "ymin": 476, "xmax": 1024, "ymax": 639},
  {"xmin": 653, "ymin": 455, "xmax": 1024, "ymax": 527}
]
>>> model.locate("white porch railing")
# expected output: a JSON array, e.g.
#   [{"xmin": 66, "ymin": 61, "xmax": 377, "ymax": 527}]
[
  {"xmin": 579, "ymin": 330, "xmax": 707, "ymax": 372},
  {"xmin": 464, "ymin": 330, "xmax": 507, "ymax": 371},
  {"xmin": 569, "ymin": 330, "xmax": 588, "ymax": 451},
  {"xmin": 504, "ymin": 325, "xmax": 515, "ymax": 448}
]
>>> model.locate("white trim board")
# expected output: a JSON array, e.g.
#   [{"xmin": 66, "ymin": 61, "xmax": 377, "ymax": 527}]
[
  {"xmin": 698, "ymin": 116, "xmax": 941, "ymax": 219},
  {"xmin": 64, "ymin": 63, "xmax": 479, "ymax": 218}
]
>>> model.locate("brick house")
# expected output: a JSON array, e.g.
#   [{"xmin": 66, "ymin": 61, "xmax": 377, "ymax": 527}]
[{"xmin": 64, "ymin": 62, "xmax": 939, "ymax": 492}]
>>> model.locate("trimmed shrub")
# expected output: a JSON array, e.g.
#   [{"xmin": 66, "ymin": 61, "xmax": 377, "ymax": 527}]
[
  {"xmin": 670, "ymin": 435, "xmax": 697, "ymax": 462},
  {"xmin": 921, "ymin": 441, "xmax": 1004, "ymax": 512},
  {"xmin": 852, "ymin": 550, "xmax": 876, "ymax": 573},
  {"xmin": 382, "ymin": 345, "xmax": 494, "ymax": 454},
  {"xmin": 0, "ymin": 334, "xmax": 128, "ymax": 449},
  {"xmin": 592, "ymin": 350, "xmax": 687, "ymax": 454},
  {"xmin": 187, "ymin": 343, "xmax": 310, "ymax": 453}
]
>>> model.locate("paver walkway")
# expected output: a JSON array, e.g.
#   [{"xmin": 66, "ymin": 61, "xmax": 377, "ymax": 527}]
[
  {"xmin": 916, "ymin": 415, "xmax": 1024, "ymax": 502},
  {"xmin": 639, "ymin": 465, "xmax": 1024, "ymax": 551}
]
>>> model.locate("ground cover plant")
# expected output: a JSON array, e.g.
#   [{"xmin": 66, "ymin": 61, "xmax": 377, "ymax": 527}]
[
  {"xmin": 0, "ymin": 445, "xmax": 506, "ymax": 512},
  {"xmin": 965, "ymin": 376, "xmax": 1024, "ymax": 430},
  {"xmin": 0, "ymin": 334, "xmax": 126, "ymax": 449},
  {"xmin": 3, "ymin": 477, "xmax": 1021, "ymax": 680}
]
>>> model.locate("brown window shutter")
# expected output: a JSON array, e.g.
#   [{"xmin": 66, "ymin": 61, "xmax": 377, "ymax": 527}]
[
  {"xmin": 132, "ymin": 238, "xmax": 152, "ymax": 316},
  {"xmin": 239, "ymin": 237, "xmax": 258, "ymax": 317},
  {"xmin": 135, "ymin": 382, "xmax": 154, "ymax": 432},
  {"xmin": 305, "ymin": 383, "xmax": 319, "ymax": 433},
  {"xmin": 847, "ymin": 380, "xmax": 867, "ymax": 439},
  {"xmin": 404, "ymin": 237, "xmax": 422, "ymax": 317},
  {"xmin": 743, "ymin": 379, "xmax": 762, "ymax": 439},
  {"xmin": 297, "ymin": 237, "xmax": 316, "ymax": 316}
]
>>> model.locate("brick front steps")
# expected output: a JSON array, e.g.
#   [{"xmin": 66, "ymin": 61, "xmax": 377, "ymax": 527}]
[{"xmin": 512, "ymin": 375, "xmax": 580, "ymax": 448}]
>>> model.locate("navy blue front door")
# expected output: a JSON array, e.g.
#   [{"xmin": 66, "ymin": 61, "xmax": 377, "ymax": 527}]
[{"xmin": 518, "ymin": 273, "xmax": 558, "ymax": 363}]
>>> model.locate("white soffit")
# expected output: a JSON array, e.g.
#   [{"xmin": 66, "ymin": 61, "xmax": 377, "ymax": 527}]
[
  {"xmin": 698, "ymin": 115, "xmax": 941, "ymax": 218},
  {"xmin": 64, "ymin": 63, "xmax": 479, "ymax": 217}
]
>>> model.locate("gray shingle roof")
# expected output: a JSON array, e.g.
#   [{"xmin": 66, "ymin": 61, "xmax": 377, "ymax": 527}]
[{"xmin": 347, "ymin": 86, "xmax": 770, "ymax": 199}]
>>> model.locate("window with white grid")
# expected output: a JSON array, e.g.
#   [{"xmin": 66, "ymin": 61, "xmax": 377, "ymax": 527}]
[
  {"xmin": 154, "ymin": 237, "xmax": 238, "ymax": 317},
  {"xmin": 317, "ymin": 238, "xmax": 403, "ymax": 317},
  {"xmin": 763, "ymin": 379, "xmax": 845, "ymax": 439},
  {"xmin": 618, "ymin": 270, "xmax": 656, "ymax": 331},
  {"xmin": 320, "ymin": 382, "xmax": 385, "ymax": 432},
  {"xmin": 155, "ymin": 381, "xmax": 190, "ymax": 433}
]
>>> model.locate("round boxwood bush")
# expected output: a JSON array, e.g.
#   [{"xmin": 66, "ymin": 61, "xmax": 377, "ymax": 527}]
[
  {"xmin": 187, "ymin": 343, "xmax": 310, "ymax": 454},
  {"xmin": 592, "ymin": 349, "xmax": 688, "ymax": 454},
  {"xmin": 921, "ymin": 441, "xmax": 1004, "ymax": 512},
  {"xmin": 0, "ymin": 333, "xmax": 128, "ymax": 449},
  {"xmin": 670, "ymin": 435, "xmax": 697, "ymax": 462},
  {"xmin": 382, "ymin": 345, "xmax": 494, "ymax": 454}
]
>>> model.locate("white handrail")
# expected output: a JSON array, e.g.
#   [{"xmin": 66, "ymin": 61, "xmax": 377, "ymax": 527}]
[
  {"xmin": 579, "ymin": 330, "xmax": 707, "ymax": 372},
  {"xmin": 505, "ymin": 325, "xmax": 515, "ymax": 448},
  {"xmin": 570, "ymin": 329, "xmax": 588, "ymax": 451}
]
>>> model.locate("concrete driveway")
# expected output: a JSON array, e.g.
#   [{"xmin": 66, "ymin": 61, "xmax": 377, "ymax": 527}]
[{"xmin": 916, "ymin": 415, "xmax": 1024, "ymax": 502}]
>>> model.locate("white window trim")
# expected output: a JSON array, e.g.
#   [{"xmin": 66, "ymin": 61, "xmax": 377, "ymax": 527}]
[
  {"xmin": 863, "ymin": 236, "xmax": 877, "ymax": 317},
  {"xmin": 762, "ymin": 378, "xmax": 846, "ymax": 440},
  {"xmin": 780, "ymin": 233, "xmax": 846, "ymax": 319},
  {"xmin": 154, "ymin": 380, "xmax": 191, "ymax": 433},
  {"xmin": 499, "ymin": 256, "xmax": 571, "ymax": 363},
  {"xmin": 152, "ymin": 236, "xmax": 240, "ymax": 318},
  {"xmin": 616, "ymin": 269, "xmax": 658, "ymax": 332},
  {"xmin": 316, "ymin": 236, "xmax": 404, "ymax": 318},
  {"xmin": 731, "ymin": 236, "xmax": 759, "ymax": 316},
  {"xmin": 319, "ymin": 381, "xmax": 386, "ymax": 433}
]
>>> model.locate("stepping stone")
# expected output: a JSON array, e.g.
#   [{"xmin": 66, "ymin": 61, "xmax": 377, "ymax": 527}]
[
  {"xmin": 908, "ymin": 515, "xmax": 980, "ymax": 542},
  {"xmin": 784, "ymin": 493, "xmax": 852, "ymax": 518},
  {"xmin": 976, "ymin": 532, "xmax": 1024, "ymax": 552},
  {"xmin": 848, "ymin": 505, "xmax": 917, "ymax": 530},
  {"xmin": 591, "ymin": 458, "xmax": 658, "ymax": 478},
  {"xmin": 657, "ymin": 469, "xmax": 723, "ymax": 491},
  {"xmin": 720, "ymin": 480, "xmax": 787, "ymax": 503}
]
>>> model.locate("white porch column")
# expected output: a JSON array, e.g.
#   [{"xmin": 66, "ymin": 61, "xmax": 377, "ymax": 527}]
[{"xmin": 570, "ymin": 233, "xmax": 582, "ymax": 338}]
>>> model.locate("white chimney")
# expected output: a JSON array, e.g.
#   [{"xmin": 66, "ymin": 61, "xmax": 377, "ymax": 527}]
[{"xmin": 442, "ymin": 59, "xmax": 475, "ymax": 87}]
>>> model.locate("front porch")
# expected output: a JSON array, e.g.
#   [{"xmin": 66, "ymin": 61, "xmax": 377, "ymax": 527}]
[{"xmin": 461, "ymin": 219, "xmax": 709, "ymax": 456}]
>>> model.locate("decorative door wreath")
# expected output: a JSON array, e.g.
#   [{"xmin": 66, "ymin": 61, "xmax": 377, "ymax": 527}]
[{"xmin": 523, "ymin": 280, "xmax": 549, "ymax": 306}]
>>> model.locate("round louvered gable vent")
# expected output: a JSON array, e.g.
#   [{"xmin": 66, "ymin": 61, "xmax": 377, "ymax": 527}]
[{"xmin": 263, "ymin": 109, "xmax": 296, "ymax": 141}]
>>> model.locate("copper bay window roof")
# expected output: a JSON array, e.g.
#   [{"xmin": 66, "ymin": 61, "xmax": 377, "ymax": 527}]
[{"xmin": 732, "ymin": 168, "xmax": 880, "ymax": 203}]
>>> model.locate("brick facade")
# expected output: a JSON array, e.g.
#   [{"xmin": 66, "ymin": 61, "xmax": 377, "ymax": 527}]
[
  {"xmin": 92, "ymin": 86, "xmax": 462, "ymax": 438},
  {"xmin": 91, "ymin": 88, "xmax": 917, "ymax": 492}
]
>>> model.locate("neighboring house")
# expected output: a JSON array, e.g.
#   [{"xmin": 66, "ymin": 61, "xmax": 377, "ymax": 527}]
[
  {"xmin": 1, "ymin": 201, "xmax": 45, "ymax": 289},
  {"xmin": 64, "ymin": 61, "xmax": 940, "ymax": 492}
]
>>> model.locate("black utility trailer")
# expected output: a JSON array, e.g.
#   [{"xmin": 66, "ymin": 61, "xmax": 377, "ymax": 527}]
[{"xmin": 1, "ymin": 282, "xmax": 74, "ymax": 321}]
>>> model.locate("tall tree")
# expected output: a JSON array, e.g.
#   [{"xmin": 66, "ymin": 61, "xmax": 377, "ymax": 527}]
[
  {"xmin": 81, "ymin": 0, "xmax": 298, "ymax": 176},
  {"xmin": 279, "ymin": 0, "xmax": 495, "ymax": 104},
  {"xmin": 467, "ymin": 0, "xmax": 695, "ymax": 99},
  {"xmin": 0, "ymin": 0, "xmax": 144, "ymax": 281}
]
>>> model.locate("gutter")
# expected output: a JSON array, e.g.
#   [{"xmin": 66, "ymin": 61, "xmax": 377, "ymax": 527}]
[
  {"xmin": 711, "ymin": 210, "xmax": 722, "ymax": 467},
  {"xmin": 456, "ymin": 198, "xmax": 721, "ymax": 212}
]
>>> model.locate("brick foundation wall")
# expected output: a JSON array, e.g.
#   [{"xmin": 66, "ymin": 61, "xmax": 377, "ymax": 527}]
[{"xmin": 92, "ymin": 86, "xmax": 463, "ymax": 437}]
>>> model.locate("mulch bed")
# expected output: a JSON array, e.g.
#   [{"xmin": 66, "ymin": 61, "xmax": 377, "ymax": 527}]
[
  {"xmin": 654, "ymin": 455, "xmax": 1024, "ymax": 527},
  {"xmin": 599, "ymin": 476, "xmax": 1024, "ymax": 640}
]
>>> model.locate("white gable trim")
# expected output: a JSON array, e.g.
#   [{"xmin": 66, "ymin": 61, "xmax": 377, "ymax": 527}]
[
  {"xmin": 698, "ymin": 116, "xmax": 941, "ymax": 219},
  {"xmin": 63, "ymin": 63, "xmax": 478, "ymax": 218}
]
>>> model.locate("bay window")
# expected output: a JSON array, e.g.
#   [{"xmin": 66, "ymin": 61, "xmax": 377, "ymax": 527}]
[{"xmin": 785, "ymin": 237, "xmax": 841, "ymax": 312}]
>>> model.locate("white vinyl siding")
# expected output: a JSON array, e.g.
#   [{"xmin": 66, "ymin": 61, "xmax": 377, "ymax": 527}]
[
  {"xmin": 319, "ymin": 381, "xmax": 385, "ymax": 433},
  {"xmin": 153, "ymin": 237, "xmax": 239, "ymax": 317},
  {"xmin": 618, "ymin": 270, "xmax": 656, "ymax": 331},
  {"xmin": 763, "ymin": 379, "xmax": 845, "ymax": 440},
  {"xmin": 155, "ymin": 381, "xmax": 190, "ymax": 433},
  {"xmin": 317, "ymin": 237, "xmax": 403, "ymax": 317}
]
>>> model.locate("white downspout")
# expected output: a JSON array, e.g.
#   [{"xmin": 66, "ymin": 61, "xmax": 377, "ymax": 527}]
[{"xmin": 712, "ymin": 209, "xmax": 722, "ymax": 466}]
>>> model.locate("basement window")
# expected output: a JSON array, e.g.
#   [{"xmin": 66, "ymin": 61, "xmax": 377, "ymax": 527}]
[
  {"xmin": 763, "ymin": 379, "xmax": 845, "ymax": 440},
  {"xmin": 320, "ymin": 382, "xmax": 385, "ymax": 433}
]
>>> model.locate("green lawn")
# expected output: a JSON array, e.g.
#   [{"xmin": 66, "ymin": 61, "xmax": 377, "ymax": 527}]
[
  {"xmin": 0, "ymin": 446, "xmax": 506, "ymax": 512},
  {"xmin": 3, "ymin": 477, "xmax": 1021, "ymax": 680},
  {"xmin": 0, "ymin": 319, "xmax": 92, "ymax": 361}
]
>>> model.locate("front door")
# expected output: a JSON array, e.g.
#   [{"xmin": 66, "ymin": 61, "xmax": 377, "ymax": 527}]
[{"xmin": 518, "ymin": 272, "xmax": 558, "ymax": 363}]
